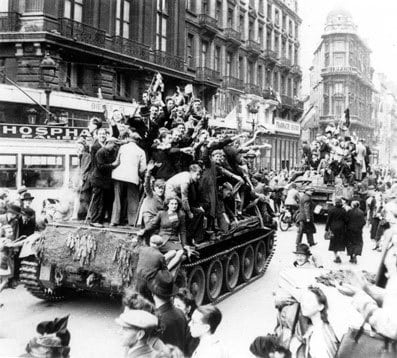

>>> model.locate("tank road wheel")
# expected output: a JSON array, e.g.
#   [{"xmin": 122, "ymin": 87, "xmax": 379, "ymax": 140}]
[
  {"xmin": 206, "ymin": 259, "xmax": 223, "ymax": 302},
  {"xmin": 240, "ymin": 245, "xmax": 254, "ymax": 282},
  {"xmin": 19, "ymin": 260, "xmax": 66, "ymax": 302},
  {"xmin": 224, "ymin": 251, "xmax": 240, "ymax": 292},
  {"xmin": 254, "ymin": 240, "xmax": 267, "ymax": 275},
  {"xmin": 187, "ymin": 265, "xmax": 205, "ymax": 306},
  {"xmin": 266, "ymin": 234, "xmax": 275, "ymax": 255}
]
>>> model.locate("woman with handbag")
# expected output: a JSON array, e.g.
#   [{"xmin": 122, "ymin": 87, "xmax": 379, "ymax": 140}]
[
  {"xmin": 345, "ymin": 201, "xmax": 366, "ymax": 264},
  {"xmin": 325, "ymin": 197, "xmax": 347, "ymax": 263}
]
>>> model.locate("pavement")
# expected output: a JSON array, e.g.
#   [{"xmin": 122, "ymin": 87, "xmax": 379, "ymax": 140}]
[{"xmin": 0, "ymin": 222, "xmax": 381, "ymax": 358}]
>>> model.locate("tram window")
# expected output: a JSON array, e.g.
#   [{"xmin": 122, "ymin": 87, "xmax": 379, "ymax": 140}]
[
  {"xmin": 0, "ymin": 154, "xmax": 17, "ymax": 188},
  {"xmin": 69, "ymin": 155, "xmax": 80, "ymax": 188},
  {"xmin": 22, "ymin": 155, "xmax": 65, "ymax": 188}
]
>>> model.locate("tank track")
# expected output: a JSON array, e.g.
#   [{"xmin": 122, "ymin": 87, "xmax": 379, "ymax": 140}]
[
  {"xmin": 183, "ymin": 230, "xmax": 277, "ymax": 304},
  {"xmin": 19, "ymin": 259, "xmax": 66, "ymax": 302}
]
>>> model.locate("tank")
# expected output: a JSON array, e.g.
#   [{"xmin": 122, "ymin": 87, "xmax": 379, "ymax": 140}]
[{"xmin": 18, "ymin": 215, "xmax": 276, "ymax": 305}]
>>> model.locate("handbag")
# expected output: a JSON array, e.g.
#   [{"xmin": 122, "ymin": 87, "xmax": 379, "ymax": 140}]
[
  {"xmin": 336, "ymin": 234, "xmax": 397, "ymax": 357},
  {"xmin": 324, "ymin": 230, "xmax": 334, "ymax": 240}
]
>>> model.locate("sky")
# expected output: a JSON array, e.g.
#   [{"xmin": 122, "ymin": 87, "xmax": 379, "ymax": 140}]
[{"xmin": 298, "ymin": 0, "xmax": 397, "ymax": 94}]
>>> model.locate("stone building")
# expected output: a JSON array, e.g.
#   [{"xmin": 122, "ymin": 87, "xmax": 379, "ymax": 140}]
[{"xmin": 307, "ymin": 9, "xmax": 374, "ymax": 142}]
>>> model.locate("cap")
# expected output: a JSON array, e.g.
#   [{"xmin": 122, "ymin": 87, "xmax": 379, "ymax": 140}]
[
  {"xmin": 17, "ymin": 186, "xmax": 28, "ymax": 195},
  {"xmin": 115, "ymin": 308, "xmax": 158, "ymax": 329},
  {"xmin": 22, "ymin": 207, "xmax": 35, "ymax": 218}
]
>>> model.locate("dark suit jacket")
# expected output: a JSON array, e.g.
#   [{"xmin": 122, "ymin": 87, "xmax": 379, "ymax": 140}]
[
  {"xmin": 90, "ymin": 147, "xmax": 117, "ymax": 189},
  {"xmin": 297, "ymin": 193, "xmax": 314, "ymax": 222}
]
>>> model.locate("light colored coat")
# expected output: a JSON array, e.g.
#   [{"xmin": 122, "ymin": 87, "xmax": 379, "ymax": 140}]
[{"xmin": 112, "ymin": 141, "xmax": 146, "ymax": 185}]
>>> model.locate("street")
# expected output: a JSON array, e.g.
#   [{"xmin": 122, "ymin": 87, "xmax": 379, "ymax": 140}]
[{"xmin": 0, "ymin": 222, "xmax": 381, "ymax": 358}]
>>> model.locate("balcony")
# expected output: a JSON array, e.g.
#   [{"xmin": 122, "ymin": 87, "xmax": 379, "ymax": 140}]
[
  {"xmin": 291, "ymin": 64, "xmax": 302, "ymax": 77},
  {"xmin": 223, "ymin": 76, "xmax": 244, "ymax": 91},
  {"xmin": 223, "ymin": 28, "xmax": 242, "ymax": 47},
  {"xmin": 246, "ymin": 39, "xmax": 262, "ymax": 56},
  {"xmin": 196, "ymin": 67, "xmax": 221, "ymax": 86},
  {"xmin": 263, "ymin": 49, "xmax": 278, "ymax": 63},
  {"xmin": 263, "ymin": 88, "xmax": 278, "ymax": 101},
  {"xmin": 154, "ymin": 51, "xmax": 185, "ymax": 72},
  {"xmin": 198, "ymin": 14, "xmax": 219, "ymax": 36},
  {"xmin": 245, "ymin": 83, "xmax": 262, "ymax": 96},
  {"xmin": 279, "ymin": 56, "xmax": 292, "ymax": 72},
  {"xmin": 0, "ymin": 12, "xmax": 21, "ymax": 32},
  {"xmin": 111, "ymin": 36, "xmax": 151, "ymax": 62},
  {"xmin": 294, "ymin": 100, "xmax": 304, "ymax": 112},
  {"xmin": 321, "ymin": 66, "xmax": 359, "ymax": 77},
  {"xmin": 281, "ymin": 95, "xmax": 294, "ymax": 108},
  {"xmin": 59, "ymin": 18, "xmax": 105, "ymax": 47}
]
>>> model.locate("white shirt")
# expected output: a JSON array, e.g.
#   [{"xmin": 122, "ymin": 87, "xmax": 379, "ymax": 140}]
[
  {"xmin": 112, "ymin": 141, "xmax": 146, "ymax": 185},
  {"xmin": 192, "ymin": 335, "xmax": 229, "ymax": 358}
]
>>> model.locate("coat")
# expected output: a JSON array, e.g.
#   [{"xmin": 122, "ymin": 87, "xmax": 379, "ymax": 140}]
[
  {"xmin": 325, "ymin": 206, "xmax": 347, "ymax": 252},
  {"xmin": 345, "ymin": 207, "xmax": 365, "ymax": 255},
  {"xmin": 90, "ymin": 147, "xmax": 118, "ymax": 189},
  {"xmin": 297, "ymin": 194, "xmax": 314, "ymax": 222}
]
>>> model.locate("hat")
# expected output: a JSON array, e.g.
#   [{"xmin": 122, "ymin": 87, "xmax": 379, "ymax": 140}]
[
  {"xmin": 293, "ymin": 244, "xmax": 311, "ymax": 256},
  {"xmin": 148, "ymin": 270, "xmax": 178, "ymax": 298},
  {"xmin": 22, "ymin": 192, "xmax": 35, "ymax": 201},
  {"xmin": 17, "ymin": 186, "xmax": 28, "ymax": 195},
  {"xmin": 6, "ymin": 204, "xmax": 21, "ymax": 216},
  {"xmin": 211, "ymin": 149, "xmax": 224, "ymax": 157},
  {"xmin": 22, "ymin": 207, "xmax": 35, "ymax": 218},
  {"xmin": 222, "ymin": 182, "xmax": 233, "ymax": 191},
  {"xmin": 115, "ymin": 308, "xmax": 158, "ymax": 329}
]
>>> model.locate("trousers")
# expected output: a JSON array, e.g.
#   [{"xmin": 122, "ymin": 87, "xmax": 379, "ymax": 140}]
[
  {"xmin": 111, "ymin": 181, "xmax": 140, "ymax": 226},
  {"xmin": 296, "ymin": 221, "xmax": 315, "ymax": 246},
  {"xmin": 90, "ymin": 186, "xmax": 113, "ymax": 224}
]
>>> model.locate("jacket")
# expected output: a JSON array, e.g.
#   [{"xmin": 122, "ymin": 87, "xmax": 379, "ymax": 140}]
[
  {"xmin": 112, "ymin": 141, "xmax": 146, "ymax": 185},
  {"xmin": 192, "ymin": 335, "xmax": 229, "ymax": 358},
  {"xmin": 346, "ymin": 207, "xmax": 365, "ymax": 232},
  {"xmin": 297, "ymin": 194, "xmax": 314, "ymax": 222},
  {"xmin": 90, "ymin": 147, "xmax": 118, "ymax": 189}
]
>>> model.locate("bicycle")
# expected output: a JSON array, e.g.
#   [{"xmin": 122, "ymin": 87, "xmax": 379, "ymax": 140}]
[{"xmin": 278, "ymin": 205, "xmax": 297, "ymax": 231}]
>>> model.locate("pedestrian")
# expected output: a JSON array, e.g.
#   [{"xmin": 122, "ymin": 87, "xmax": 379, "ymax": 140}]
[
  {"xmin": 0, "ymin": 204, "xmax": 21, "ymax": 241},
  {"xmin": 345, "ymin": 200, "xmax": 366, "ymax": 264},
  {"xmin": 249, "ymin": 335, "xmax": 291, "ymax": 358},
  {"xmin": 18, "ymin": 207, "xmax": 36, "ymax": 237},
  {"xmin": 116, "ymin": 308, "xmax": 160, "ymax": 358},
  {"xmin": 89, "ymin": 137, "xmax": 120, "ymax": 227},
  {"xmin": 189, "ymin": 305, "xmax": 229, "ymax": 358},
  {"xmin": 111, "ymin": 132, "xmax": 147, "ymax": 226},
  {"xmin": 292, "ymin": 286, "xmax": 339, "ymax": 358},
  {"xmin": 148, "ymin": 270, "xmax": 189, "ymax": 355},
  {"xmin": 20, "ymin": 192, "xmax": 35, "ymax": 210},
  {"xmin": 325, "ymin": 197, "xmax": 347, "ymax": 263},
  {"xmin": 296, "ymin": 187, "xmax": 317, "ymax": 247},
  {"xmin": 284, "ymin": 183, "xmax": 300, "ymax": 217},
  {"xmin": 293, "ymin": 244, "xmax": 322, "ymax": 268},
  {"xmin": 0, "ymin": 224, "xmax": 15, "ymax": 293}
]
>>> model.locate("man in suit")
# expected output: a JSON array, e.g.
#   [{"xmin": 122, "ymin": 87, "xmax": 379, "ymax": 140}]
[{"xmin": 296, "ymin": 187, "xmax": 317, "ymax": 247}]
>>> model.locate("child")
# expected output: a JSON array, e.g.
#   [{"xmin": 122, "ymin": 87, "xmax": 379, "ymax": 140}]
[{"xmin": 0, "ymin": 225, "xmax": 15, "ymax": 292}]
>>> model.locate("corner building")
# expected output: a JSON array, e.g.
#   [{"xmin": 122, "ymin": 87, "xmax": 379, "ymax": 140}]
[{"xmin": 309, "ymin": 9, "xmax": 374, "ymax": 142}]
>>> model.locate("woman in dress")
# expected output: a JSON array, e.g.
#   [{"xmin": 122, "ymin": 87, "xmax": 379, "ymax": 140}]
[
  {"xmin": 345, "ymin": 200, "xmax": 366, "ymax": 264},
  {"xmin": 325, "ymin": 197, "xmax": 347, "ymax": 263}
]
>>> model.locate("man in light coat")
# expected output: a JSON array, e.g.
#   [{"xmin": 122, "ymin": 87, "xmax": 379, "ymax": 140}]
[{"xmin": 111, "ymin": 133, "xmax": 147, "ymax": 226}]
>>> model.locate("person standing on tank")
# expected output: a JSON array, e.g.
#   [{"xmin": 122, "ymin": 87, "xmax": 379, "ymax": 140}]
[{"xmin": 295, "ymin": 187, "xmax": 317, "ymax": 247}]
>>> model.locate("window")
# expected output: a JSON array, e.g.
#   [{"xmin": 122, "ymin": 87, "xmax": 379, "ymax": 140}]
[
  {"xmin": 248, "ymin": 20, "xmax": 254, "ymax": 40},
  {"xmin": 288, "ymin": 78, "xmax": 292, "ymax": 96},
  {"xmin": 69, "ymin": 155, "xmax": 80, "ymax": 187},
  {"xmin": 294, "ymin": 48, "xmax": 298, "ymax": 65},
  {"xmin": 288, "ymin": 43, "xmax": 292, "ymax": 60},
  {"xmin": 64, "ymin": 62, "xmax": 83, "ymax": 88},
  {"xmin": 289, "ymin": 20, "xmax": 293, "ymax": 35},
  {"xmin": 115, "ymin": 0, "xmax": 131, "ymax": 38},
  {"xmin": 201, "ymin": 40, "xmax": 209, "ymax": 67},
  {"xmin": 115, "ymin": 72, "xmax": 130, "ymax": 98},
  {"xmin": 282, "ymin": 14, "xmax": 286, "ymax": 30},
  {"xmin": 202, "ymin": 0, "xmax": 208, "ymax": 14},
  {"xmin": 295, "ymin": 24, "xmax": 298, "ymax": 38},
  {"xmin": 333, "ymin": 52, "xmax": 345, "ymax": 67},
  {"xmin": 267, "ymin": 4, "xmax": 272, "ymax": 19},
  {"xmin": 275, "ymin": 9, "xmax": 279, "ymax": 26},
  {"xmin": 239, "ymin": 14, "xmax": 244, "ymax": 38},
  {"xmin": 64, "ymin": 0, "xmax": 83, "ymax": 22},
  {"xmin": 187, "ymin": 34, "xmax": 194, "ymax": 68},
  {"xmin": 282, "ymin": 39, "xmax": 286, "ymax": 57},
  {"xmin": 334, "ymin": 82, "xmax": 344, "ymax": 95},
  {"xmin": 0, "ymin": 155, "xmax": 17, "ymax": 188},
  {"xmin": 258, "ymin": 25, "xmax": 264, "ymax": 47},
  {"xmin": 215, "ymin": 0, "xmax": 222, "ymax": 23},
  {"xmin": 214, "ymin": 46, "xmax": 221, "ymax": 72},
  {"xmin": 22, "ymin": 155, "xmax": 65, "ymax": 188},
  {"xmin": 248, "ymin": 61, "xmax": 254, "ymax": 83},
  {"xmin": 0, "ymin": 58, "xmax": 17, "ymax": 84},
  {"xmin": 226, "ymin": 52, "xmax": 233, "ymax": 76},
  {"xmin": 186, "ymin": 0, "xmax": 195, "ymax": 12},
  {"xmin": 281, "ymin": 74, "xmax": 285, "ymax": 94},
  {"xmin": 0, "ymin": 1, "xmax": 8, "ymax": 11},
  {"xmin": 266, "ymin": 29, "xmax": 272, "ymax": 49},
  {"xmin": 273, "ymin": 71, "xmax": 279, "ymax": 91},
  {"xmin": 227, "ymin": 7, "xmax": 234, "ymax": 27},
  {"xmin": 238, "ymin": 56, "xmax": 244, "ymax": 80},
  {"xmin": 156, "ymin": 0, "xmax": 168, "ymax": 51},
  {"xmin": 259, "ymin": 0, "xmax": 264, "ymax": 13},
  {"xmin": 258, "ymin": 65, "xmax": 263, "ymax": 88},
  {"xmin": 274, "ymin": 35, "xmax": 279, "ymax": 54}
]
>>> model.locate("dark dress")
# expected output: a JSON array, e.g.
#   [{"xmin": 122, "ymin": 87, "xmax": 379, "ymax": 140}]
[
  {"xmin": 345, "ymin": 207, "xmax": 366, "ymax": 256},
  {"xmin": 325, "ymin": 205, "xmax": 347, "ymax": 252}
]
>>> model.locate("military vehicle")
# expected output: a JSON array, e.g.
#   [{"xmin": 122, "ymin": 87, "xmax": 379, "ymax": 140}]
[{"xmin": 18, "ymin": 215, "xmax": 276, "ymax": 305}]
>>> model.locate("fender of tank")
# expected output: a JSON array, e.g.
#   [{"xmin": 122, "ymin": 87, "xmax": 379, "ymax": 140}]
[{"xmin": 19, "ymin": 216, "xmax": 276, "ymax": 304}]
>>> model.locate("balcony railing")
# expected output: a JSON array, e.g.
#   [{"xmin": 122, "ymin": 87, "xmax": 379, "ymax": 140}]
[
  {"xmin": 291, "ymin": 64, "xmax": 302, "ymax": 76},
  {"xmin": 112, "ymin": 36, "xmax": 151, "ymax": 62},
  {"xmin": 223, "ymin": 76, "xmax": 244, "ymax": 91},
  {"xmin": 263, "ymin": 49, "xmax": 278, "ymax": 62},
  {"xmin": 263, "ymin": 88, "xmax": 278, "ymax": 101},
  {"xmin": 223, "ymin": 28, "xmax": 241, "ymax": 45},
  {"xmin": 154, "ymin": 50, "xmax": 185, "ymax": 72},
  {"xmin": 246, "ymin": 39, "xmax": 262, "ymax": 54},
  {"xmin": 281, "ymin": 95, "xmax": 294, "ymax": 107},
  {"xmin": 294, "ymin": 100, "xmax": 304, "ymax": 111},
  {"xmin": 196, "ymin": 67, "xmax": 221, "ymax": 85},
  {"xmin": 279, "ymin": 56, "xmax": 292, "ymax": 68},
  {"xmin": 198, "ymin": 14, "xmax": 218, "ymax": 34},
  {"xmin": 0, "ymin": 12, "xmax": 21, "ymax": 32},
  {"xmin": 59, "ymin": 18, "xmax": 105, "ymax": 47},
  {"xmin": 245, "ymin": 83, "xmax": 262, "ymax": 96}
]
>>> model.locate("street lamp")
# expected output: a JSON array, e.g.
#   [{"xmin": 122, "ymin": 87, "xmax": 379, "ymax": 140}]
[{"xmin": 39, "ymin": 52, "xmax": 57, "ymax": 124}]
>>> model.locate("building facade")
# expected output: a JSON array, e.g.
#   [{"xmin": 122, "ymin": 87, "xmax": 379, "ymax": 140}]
[
  {"xmin": 308, "ymin": 9, "xmax": 374, "ymax": 142},
  {"xmin": 0, "ymin": 0, "xmax": 303, "ymax": 173}
]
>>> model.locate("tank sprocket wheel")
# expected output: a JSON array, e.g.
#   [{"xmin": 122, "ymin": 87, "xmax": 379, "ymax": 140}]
[
  {"xmin": 266, "ymin": 234, "xmax": 275, "ymax": 255},
  {"xmin": 187, "ymin": 265, "xmax": 206, "ymax": 306},
  {"xmin": 240, "ymin": 245, "xmax": 255, "ymax": 282},
  {"xmin": 254, "ymin": 240, "xmax": 267, "ymax": 275},
  {"xmin": 20, "ymin": 259, "xmax": 67, "ymax": 302},
  {"xmin": 205, "ymin": 259, "xmax": 223, "ymax": 302},
  {"xmin": 223, "ymin": 251, "xmax": 240, "ymax": 292}
]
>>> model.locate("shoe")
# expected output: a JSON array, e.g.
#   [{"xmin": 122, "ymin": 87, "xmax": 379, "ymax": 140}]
[
  {"xmin": 333, "ymin": 257, "xmax": 342, "ymax": 263},
  {"xmin": 110, "ymin": 223, "xmax": 119, "ymax": 227},
  {"xmin": 310, "ymin": 242, "xmax": 318, "ymax": 247},
  {"xmin": 352, "ymin": 257, "xmax": 358, "ymax": 264},
  {"xmin": 90, "ymin": 222, "xmax": 104, "ymax": 228}
]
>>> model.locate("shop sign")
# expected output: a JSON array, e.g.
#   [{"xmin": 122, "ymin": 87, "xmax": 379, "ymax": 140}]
[
  {"xmin": 0, "ymin": 124, "xmax": 90, "ymax": 140},
  {"xmin": 274, "ymin": 119, "xmax": 301, "ymax": 135}
]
